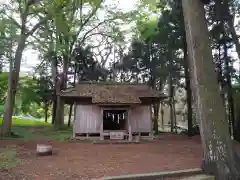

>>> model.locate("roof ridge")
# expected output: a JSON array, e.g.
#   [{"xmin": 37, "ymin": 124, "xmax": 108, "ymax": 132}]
[{"xmin": 60, "ymin": 81, "xmax": 167, "ymax": 104}]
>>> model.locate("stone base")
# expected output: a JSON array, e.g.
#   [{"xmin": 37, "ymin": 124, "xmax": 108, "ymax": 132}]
[
  {"xmin": 93, "ymin": 140, "xmax": 140, "ymax": 144},
  {"xmin": 36, "ymin": 151, "xmax": 53, "ymax": 156},
  {"xmin": 180, "ymin": 175, "xmax": 215, "ymax": 180}
]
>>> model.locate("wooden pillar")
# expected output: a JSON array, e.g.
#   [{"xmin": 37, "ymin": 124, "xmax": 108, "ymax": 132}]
[
  {"xmin": 100, "ymin": 108, "xmax": 104, "ymax": 140},
  {"xmin": 128, "ymin": 108, "xmax": 133, "ymax": 141}
]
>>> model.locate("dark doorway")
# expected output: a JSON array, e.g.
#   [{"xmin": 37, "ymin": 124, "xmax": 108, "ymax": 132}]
[{"xmin": 103, "ymin": 110, "xmax": 127, "ymax": 130}]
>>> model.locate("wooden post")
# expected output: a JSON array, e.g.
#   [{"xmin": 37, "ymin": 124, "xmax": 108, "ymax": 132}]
[
  {"xmin": 128, "ymin": 108, "xmax": 133, "ymax": 141},
  {"xmin": 137, "ymin": 111, "xmax": 140, "ymax": 141},
  {"xmin": 100, "ymin": 108, "xmax": 104, "ymax": 140}
]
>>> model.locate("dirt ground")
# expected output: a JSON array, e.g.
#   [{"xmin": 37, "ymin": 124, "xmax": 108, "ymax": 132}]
[{"xmin": 0, "ymin": 134, "xmax": 202, "ymax": 180}]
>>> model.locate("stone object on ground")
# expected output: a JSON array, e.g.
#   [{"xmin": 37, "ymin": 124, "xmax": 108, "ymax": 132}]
[
  {"xmin": 36, "ymin": 144, "xmax": 52, "ymax": 156},
  {"xmin": 180, "ymin": 174, "xmax": 215, "ymax": 180},
  {"xmin": 101, "ymin": 168, "xmax": 202, "ymax": 180}
]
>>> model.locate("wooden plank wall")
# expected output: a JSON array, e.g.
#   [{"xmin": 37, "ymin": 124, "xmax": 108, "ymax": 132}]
[
  {"xmin": 130, "ymin": 105, "xmax": 152, "ymax": 133},
  {"xmin": 73, "ymin": 104, "xmax": 152, "ymax": 134},
  {"xmin": 74, "ymin": 104, "xmax": 101, "ymax": 134}
]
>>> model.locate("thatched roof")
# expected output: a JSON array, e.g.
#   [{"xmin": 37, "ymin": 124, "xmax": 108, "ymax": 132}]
[{"xmin": 59, "ymin": 81, "xmax": 166, "ymax": 104}]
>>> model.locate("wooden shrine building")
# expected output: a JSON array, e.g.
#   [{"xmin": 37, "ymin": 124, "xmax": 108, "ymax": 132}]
[{"xmin": 60, "ymin": 81, "xmax": 166, "ymax": 141}]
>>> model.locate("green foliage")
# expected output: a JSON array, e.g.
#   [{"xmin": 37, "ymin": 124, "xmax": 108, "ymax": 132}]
[
  {"xmin": 0, "ymin": 72, "xmax": 8, "ymax": 103},
  {"xmin": 0, "ymin": 0, "xmax": 143, "ymax": 132},
  {"xmin": 0, "ymin": 71, "xmax": 52, "ymax": 117},
  {"xmin": 0, "ymin": 17, "xmax": 18, "ymax": 57},
  {"xmin": 119, "ymin": 1, "xmax": 184, "ymax": 87},
  {"xmin": 136, "ymin": 17, "xmax": 158, "ymax": 40},
  {"xmin": 0, "ymin": 105, "xmax": 3, "ymax": 114},
  {"xmin": 0, "ymin": 117, "xmax": 50, "ymax": 126},
  {"xmin": 18, "ymin": 77, "xmax": 40, "ymax": 112},
  {"xmin": 139, "ymin": 0, "xmax": 167, "ymax": 12}
]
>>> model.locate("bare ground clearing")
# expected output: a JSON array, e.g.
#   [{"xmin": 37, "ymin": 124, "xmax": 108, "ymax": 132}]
[{"xmin": 0, "ymin": 133, "xmax": 204, "ymax": 180}]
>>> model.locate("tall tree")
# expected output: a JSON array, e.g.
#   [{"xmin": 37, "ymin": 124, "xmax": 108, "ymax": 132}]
[
  {"xmin": 182, "ymin": 0, "xmax": 240, "ymax": 179},
  {"xmin": 172, "ymin": 0, "xmax": 194, "ymax": 136},
  {"xmin": 34, "ymin": 0, "xmax": 135, "ymax": 128},
  {"xmin": 0, "ymin": 0, "xmax": 49, "ymax": 136},
  {"xmin": 206, "ymin": 0, "xmax": 237, "ymax": 139}
]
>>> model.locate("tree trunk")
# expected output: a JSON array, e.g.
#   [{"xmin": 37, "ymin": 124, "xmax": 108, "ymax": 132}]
[
  {"xmin": 0, "ymin": 62, "xmax": 2, "ymax": 73},
  {"xmin": 67, "ymin": 105, "xmax": 73, "ymax": 127},
  {"xmin": 226, "ymin": 15, "xmax": 240, "ymax": 62},
  {"xmin": 172, "ymin": 96, "xmax": 177, "ymax": 134},
  {"xmin": 182, "ymin": 0, "xmax": 240, "ymax": 179},
  {"xmin": 51, "ymin": 56, "xmax": 57, "ymax": 125},
  {"xmin": 234, "ymin": 92, "xmax": 240, "ymax": 142},
  {"xmin": 54, "ymin": 55, "xmax": 68, "ymax": 129},
  {"xmin": 179, "ymin": 0, "xmax": 194, "ymax": 136},
  {"xmin": 168, "ymin": 72, "xmax": 175, "ymax": 133},
  {"xmin": 54, "ymin": 74, "xmax": 65, "ymax": 129},
  {"xmin": 67, "ymin": 61, "xmax": 77, "ymax": 127},
  {"xmin": 52, "ymin": 97, "xmax": 56, "ymax": 125},
  {"xmin": 44, "ymin": 101, "xmax": 48, "ymax": 123},
  {"xmin": 183, "ymin": 34, "xmax": 193, "ymax": 136},
  {"xmin": 1, "ymin": 58, "xmax": 13, "ymax": 135},
  {"xmin": 160, "ymin": 102, "xmax": 164, "ymax": 130},
  {"xmin": 153, "ymin": 103, "xmax": 160, "ymax": 133},
  {"xmin": 1, "ymin": 35, "xmax": 26, "ymax": 136},
  {"xmin": 55, "ymin": 95, "xmax": 64, "ymax": 128},
  {"xmin": 223, "ymin": 32, "xmax": 235, "ymax": 139},
  {"xmin": 149, "ymin": 75, "xmax": 159, "ymax": 133},
  {"xmin": 185, "ymin": 60, "xmax": 193, "ymax": 136},
  {"xmin": 224, "ymin": 1, "xmax": 240, "ymax": 76}
]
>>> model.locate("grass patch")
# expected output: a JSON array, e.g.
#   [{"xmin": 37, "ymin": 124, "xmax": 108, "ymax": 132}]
[
  {"xmin": 11, "ymin": 126, "xmax": 36, "ymax": 139},
  {"xmin": 0, "ymin": 117, "xmax": 71, "ymax": 140},
  {"xmin": 0, "ymin": 117, "xmax": 50, "ymax": 126},
  {"xmin": 0, "ymin": 126, "xmax": 72, "ymax": 140},
  {"xmin": 51, "ymin": 128, "xmax": 72, "ymax": 140},
  {"xmin": 0, "ymin": 146, "xmax": 21, "ymax": 169},
  {"xmin": 36, "ymin": 126, "xmax": 72, "ymax": 140}
]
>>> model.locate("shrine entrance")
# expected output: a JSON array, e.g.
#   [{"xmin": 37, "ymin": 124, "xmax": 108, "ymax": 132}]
[
  {"xmin": 101, "ymin": 109, "xmax": 129, "ymax": 140},
  {"xmin": 103, "ymin": 110, "xmax": 127, "ymax": 131}
]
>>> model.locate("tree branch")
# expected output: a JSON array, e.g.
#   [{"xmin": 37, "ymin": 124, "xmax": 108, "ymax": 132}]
[
  {"xmin": 69, "ymin": 1, "xmax": 102, "ymax": 52},
  {"xmin": 80, "ymin": 31, "xmax": 118, "ymax": 44},
  {"xmin": 3, "ymin": 14, "xmax": 21, "ymax": 29},
  {"xmin": 26, "ymin": 17, "xmax": 48, "ymax": 36}
]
